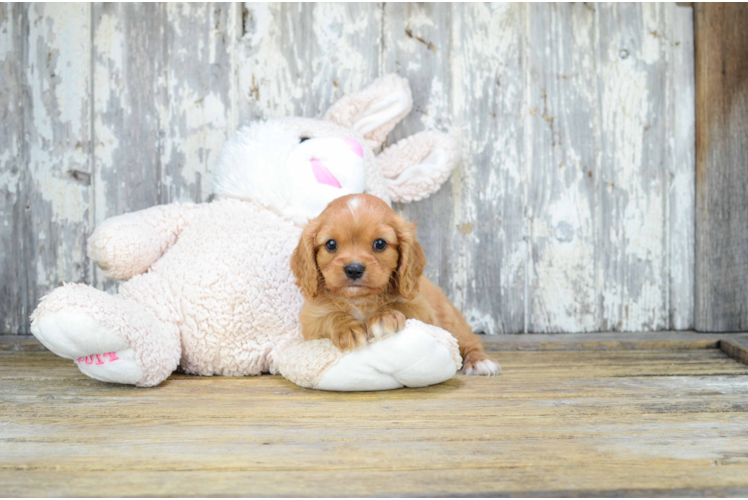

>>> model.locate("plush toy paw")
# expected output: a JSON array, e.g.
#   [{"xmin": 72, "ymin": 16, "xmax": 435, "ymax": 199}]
[
  {"xmin": 32, "ymin": 310, "xmax": 144, "ymax": 385},
  {"xmin": 365, "ymin": 309, "xmax": 406, "ymax": 341},
  {"xmin": 460, "ymin": 351, "xmax": 501, "ymax": 376},
  {"xmin": 277, "ymin": 319, "xmax": 462, "ymax": 391},
  {"xmin": 30, "ymin": 283, "xmax": 180, "ymax": 387}
]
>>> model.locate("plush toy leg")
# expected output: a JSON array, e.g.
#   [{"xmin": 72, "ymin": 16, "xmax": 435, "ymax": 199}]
[
  {"xmin": 276, "ymin": 320, "xmax": 462, "ymax": 391},
  {"xmin": 30, "ymin": 278, "xmax": 181, "ymax": 387}
]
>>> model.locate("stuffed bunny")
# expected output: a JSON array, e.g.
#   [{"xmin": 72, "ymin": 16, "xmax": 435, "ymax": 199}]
[{"xmin": 30, "ymin": 74, "xmax": 463, "ymax": 390}]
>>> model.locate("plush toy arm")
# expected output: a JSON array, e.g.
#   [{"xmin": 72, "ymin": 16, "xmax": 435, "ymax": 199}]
[
  {"xmin": 88, "ymin": 203, "xmax": 197, "ymax": 280},
  {"xmin": 377, "ymin": 131, "xmax": 460, "ymax": 203}
]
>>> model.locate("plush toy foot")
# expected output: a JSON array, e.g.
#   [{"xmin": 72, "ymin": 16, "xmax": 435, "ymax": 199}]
[
  {"xmin": 277, "ymin": 319, "xmax": 462, "ymax": 391},
  {"xmin": 32, "ymin": 309, "xmax": 143, "ymax": 385},
  {"xmin": 30, "ymin": 283, "xmax": 180, "ymax": 387}
]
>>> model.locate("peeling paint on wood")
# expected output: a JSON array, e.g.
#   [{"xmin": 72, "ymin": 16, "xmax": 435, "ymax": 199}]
[
  {"xmin": 0, "ymin": 4, "xmax": 92, "ymax": 333},
  {"xmin": 0, "ymin": 3, "xmax": 28, "ymax": 334},
  {"xmin": 667, "ymin": 5, "xmax": 695, "ymax": 330},
  {"xmin": 1, "ymin": 3, "xmax": 697, "ymax": 334},
  {"xmin": 238, "ymin": 3, "xmax": 381, "ymax": 122},
  {"xmin": 527, "ymin": 3, "xmax": 599, "ymax": 332},
  {"xmin": 597, "ymin": 3, "xmax": 669, "ymax": 331},
  {"xmin": 92, "ymin": 3, "xmax": 163, "ymax": 291},
  {"xmin": 161, "ymin": 3, "xmax": 236, "ymax": 204}
]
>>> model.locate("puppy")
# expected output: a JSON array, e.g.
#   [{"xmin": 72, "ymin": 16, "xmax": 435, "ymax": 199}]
[{"xmin": 290, "ymin": 193, "xmax": 499, "ymax": 376}]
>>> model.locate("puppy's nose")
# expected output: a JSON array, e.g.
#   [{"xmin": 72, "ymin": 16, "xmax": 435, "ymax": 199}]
[{"xmin": 344, "ymin": 263, "xmax": 365, "ymax": 281}]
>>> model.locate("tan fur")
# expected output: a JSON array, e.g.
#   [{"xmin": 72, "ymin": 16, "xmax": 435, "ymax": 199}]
[{"xmin": 291, "ymin": 194, "xmax": 493, "ymax": 374}]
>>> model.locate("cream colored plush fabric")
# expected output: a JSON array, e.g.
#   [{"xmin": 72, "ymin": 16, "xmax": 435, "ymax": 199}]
[
  {"xmin": 278, "ymin": 320, "xmax": 462, "ymax": 391},
  {"xmin": 378, "ymin": 131, "xmax": 461, "ymax": 203},
  {"xmin": 33, "ymin": 199, "xmax": 305, "ymax": 385},
  {"xmin": 30, "ymin": 74, "xmax": 463, "ymax": 390},
  {"xmin": 324, "ymin": 74, "xmax": 413, "ymax": 150}
]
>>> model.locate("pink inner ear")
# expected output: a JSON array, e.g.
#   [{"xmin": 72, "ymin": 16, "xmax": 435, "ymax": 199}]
[
  {"xmin": 344, "ymin": 138, "xmax": 364, "ymax": 158},
  {"xmin": 311, "ymin": 159, "xmax": 341, "ymax": 188}
]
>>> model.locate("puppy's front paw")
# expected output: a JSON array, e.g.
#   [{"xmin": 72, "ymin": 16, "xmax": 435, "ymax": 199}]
[
  {"xmin": 331, "ymin": 321, "xmax": 368, "ymax": 352},
  {"xmin": 460, "ymin": 351, "xmax": 501, "ymax": 376},
  {"xmin": 365, "ymin": 309, "xmax": 406, "ymax": 342}
]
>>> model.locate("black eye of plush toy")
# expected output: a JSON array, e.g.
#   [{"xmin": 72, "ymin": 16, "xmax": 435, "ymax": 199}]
[
  {"xmin": 325, "ymin": 239, "xmax": 337, "ymax": 251},
  {"xmin": 373, "ymin": 239, "xmax": 387, "ymax": 252},
  {"xmin": 300, "ymin": 137, "xmax": 310, "ymax": 143}
]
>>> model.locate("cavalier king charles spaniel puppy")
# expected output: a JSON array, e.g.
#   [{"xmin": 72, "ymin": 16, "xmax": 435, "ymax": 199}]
[{"xmin": 290, "ymin": 193, "xmax": 499, "ymax": 376}]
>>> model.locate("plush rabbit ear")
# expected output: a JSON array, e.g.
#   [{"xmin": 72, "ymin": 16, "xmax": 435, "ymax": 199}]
[
  {"xmin": 324, "ymin": 74, "xmax": 413, "ymax": 150},
  {"xmin": 377, "ymin": 131, "xmax": 460, "ymax": 203}
]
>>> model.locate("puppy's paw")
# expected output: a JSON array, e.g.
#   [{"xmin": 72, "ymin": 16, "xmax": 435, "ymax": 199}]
[
  {"xmin": 331, "ymin": 321, "xmax": 368, "ymax": 352},
  {"xmin": 460, "ymin": 351, "xmax": 501, "ymax": 376},
  {"xmin": 365, "ymin": 309, "xmax": 407, "ymax": 342}
]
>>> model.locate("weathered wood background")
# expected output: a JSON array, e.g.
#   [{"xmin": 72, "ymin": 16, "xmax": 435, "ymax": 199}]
[
  {"xmin": 0, "ymin": 3, "xmax": 696, "ymax": 335},
  {"xmin": 694, "ymin": 3, "xmax": 748, "ymax": 332}
]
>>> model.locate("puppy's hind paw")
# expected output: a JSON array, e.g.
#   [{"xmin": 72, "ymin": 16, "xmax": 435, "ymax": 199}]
[{"xmin": 460, "ymin": 352, "xmax": 501, "ymax": 376}]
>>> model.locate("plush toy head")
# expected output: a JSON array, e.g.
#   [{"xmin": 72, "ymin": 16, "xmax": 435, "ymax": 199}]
[{"xmin": 212, "ymin": 74, "xmax": 459, "ymax": 223}]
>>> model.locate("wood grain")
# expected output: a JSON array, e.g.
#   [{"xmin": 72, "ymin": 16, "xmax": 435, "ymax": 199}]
[
  {"xmin": 92, "ymin": 3, "xmax": 164, "ymax": 292},
  {"xmin": 19, "ymin": 3, "xmax": 92, "ymax": 331},
  {"xmin": 720, "ymin": 337, "xmax": 748, "ymax": 366},
  {"xmin": 1, "ymin": 3, "xmax": 699, "ymax": 334},
  {"xmin": 2, "ymin": 348, "xmax": 748, "ymax": 496},
  {"xmin": 384, "ymin": 4, "xmax": 529, "ymax": 334},
  {"xmin": 667, "ymin": 4, "xmax": 696, "ymax": 330},
  {"xmin": 160, "ymin": 3, "xmax": 238, "ymax": 204},
  {"xmin": 239, "ymin": 2, "xmax": 382, "ymax": 122},
  {"xmin": 0, "ymin": 3, "xmax": 27, "ymax": 334},
  {"xmin": 694, "ymin": 3, "xmax": 748, "ymax": 332},
  {"xmin": 527, "ymin": 3, "xmax": 598, "ymax": 332},
  {"xmin": 597, "ymin": 3, "xmax": 670, "ymax": 331},
  {"xmin": 382, "ymin": 3, "xmax": 459, "ymax": 322}
]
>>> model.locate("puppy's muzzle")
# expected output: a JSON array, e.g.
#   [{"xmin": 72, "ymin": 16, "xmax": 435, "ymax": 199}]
[{"xmin": 344, "ymin": 263, "xmax": 365, "ymax": 281}]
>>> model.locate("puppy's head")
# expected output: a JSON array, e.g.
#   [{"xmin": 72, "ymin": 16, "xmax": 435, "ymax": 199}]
[{"xmin": 291, "ymin": 194, "xmax": 426, "ymax": 300}]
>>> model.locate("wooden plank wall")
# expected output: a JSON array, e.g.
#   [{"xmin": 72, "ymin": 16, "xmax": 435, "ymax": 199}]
[
  {"xmin": 694, "ymin": 3, "xmax": 748, "ymax": 332},
  {"xmin": 0, "ymin": 3, "xmax": 695, "ymax": 335}
]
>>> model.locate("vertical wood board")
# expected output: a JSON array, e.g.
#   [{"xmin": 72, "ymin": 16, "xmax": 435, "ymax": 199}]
[
  {"xmin": 17, "ymin": 3, "xmax": 91, "ymax": 331},
  {"xmin": 160, "ymin": 3, "xmax": 237, "ymax": 205},
  {"xmin": 527, "ymin": 3, "xmax": 599, "ymax": 332},
  {"xmin": 92, "ymin": 3, "xmax": 164, "ymax": 291},
  {"xmin": 596, "ymin": 3, "xmax": 668, "ymax": 331},
  {"xmin": 667, "ymin": 5, "xmax": 695, "ymax": 330},
  {"xmin": 449, "ymin": 3, "xmax": 527, "ymax": 334},
  {"xmin": 694, "ymin": 3, "xmax": 748, "ymax": 332},
  {"xmin": 0, "ymin": 3, "xmax": 28, "ymax": 334},
  {"xmin": 239, "ymin": 3, "xmax": 382, "ymax": 122},
  {"xmin": 0, "ymin": 2, "xmax": 698, "ymax": 334},
  {"xmin": 381, "ymin": 3, "xmax": 457, "ymax": 321}
]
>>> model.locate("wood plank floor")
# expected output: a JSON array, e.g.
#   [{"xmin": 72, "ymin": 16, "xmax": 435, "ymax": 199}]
[{"xmin": 2, "ymin": 343, "xmax": 748, "ymax": 497}]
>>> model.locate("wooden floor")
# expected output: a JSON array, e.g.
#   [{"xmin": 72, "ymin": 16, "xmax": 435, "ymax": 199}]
[{"xmin": 2, "ymin": 336, "xmax": 748, "ymax": 497}]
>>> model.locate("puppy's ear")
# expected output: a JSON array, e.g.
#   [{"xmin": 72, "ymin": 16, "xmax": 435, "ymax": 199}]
[
  {"xmin": 291, "ymin": 219, "xmax": 322, "ymax": 299},
  {"xmin": 394, "ymin": 217, "xmax": 426, "ymax": 300}
]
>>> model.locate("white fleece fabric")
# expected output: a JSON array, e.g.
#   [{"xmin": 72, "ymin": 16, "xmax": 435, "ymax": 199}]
[
  {"xmin": 29, "ymin": 74, "xmax": 464, "ymax": 390},
  {"xmin": 279, "ymin": 320, "xmax": 462, "ymax": 391}
]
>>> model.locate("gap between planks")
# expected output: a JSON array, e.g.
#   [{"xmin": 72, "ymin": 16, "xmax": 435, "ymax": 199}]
[{"xmin": 3, "ymin": 332, "xmax": 748, "ymax": 366}]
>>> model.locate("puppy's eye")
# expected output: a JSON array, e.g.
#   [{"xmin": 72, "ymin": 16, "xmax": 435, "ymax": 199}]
[
  {"xmin": 373, "ymin": 239, "xmax": 387, "ymax": 252},
  {"xmin": 300, "ymin": 137, "xmax": 310, "ymax": 143},
  {"xmin": 325, "ymin": 239, "xmax": 337, "ymax": 252}
]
